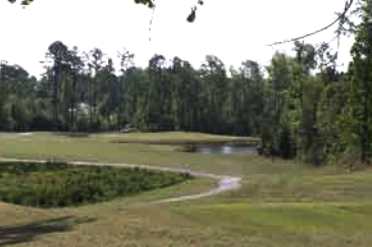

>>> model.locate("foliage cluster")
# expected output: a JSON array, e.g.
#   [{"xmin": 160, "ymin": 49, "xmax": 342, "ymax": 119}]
[
  {"xmin": 0, "ymin": 162, "xmax": 191, "ymax": 208},
  {"xmin": 259, "ymin": 0, "xmax": 372, "ymax": 166},
  {"xmin": 0, "ymin": 51, "xmax": 264, "ymax": 136}
]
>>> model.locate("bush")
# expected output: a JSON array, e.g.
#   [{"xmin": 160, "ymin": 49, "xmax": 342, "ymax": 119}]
[{"xmin": 0, "ymin": 162, "xmax": 191, "ymax": 208}]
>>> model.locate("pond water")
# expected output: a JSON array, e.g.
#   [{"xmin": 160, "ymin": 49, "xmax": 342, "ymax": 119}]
[{"xmin": 192, "ymin": 143, "xmax": 258, "ymax": 155}]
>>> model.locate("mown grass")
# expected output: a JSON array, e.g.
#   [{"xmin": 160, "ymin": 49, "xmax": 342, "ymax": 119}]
[
  {"xmin": 108, "ymin": 131, "xmax": 258, "ymax": 145},
  {"xmin": 175, "ymin": 202, "xmax": 372, "ymax": 233},
  {"xmin": 170, "ymin": 202, "xmax": 372, "ymax": 246},
  {"xmin": 0, "ymin": 132, "xmax": 372, "ymax": 246}
]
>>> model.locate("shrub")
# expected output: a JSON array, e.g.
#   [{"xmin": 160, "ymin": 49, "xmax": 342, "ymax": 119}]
[{"xmin": 0, "ymin": 162, "xmax": 191, "ymax": 208}]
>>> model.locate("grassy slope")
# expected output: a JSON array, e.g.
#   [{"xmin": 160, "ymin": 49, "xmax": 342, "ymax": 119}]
[{"xmin": 0, "ymin": 132, "xmax": 372, "ymax": 246}]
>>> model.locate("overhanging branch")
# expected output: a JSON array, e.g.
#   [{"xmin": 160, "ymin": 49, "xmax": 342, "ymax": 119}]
[{"xmin": 267, "ymin": 0, "xmax": 355, "ymax": 46}]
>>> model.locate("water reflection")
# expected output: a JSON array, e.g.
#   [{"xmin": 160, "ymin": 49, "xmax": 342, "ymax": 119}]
[{"xmin": 193, "ymin": 144, "xmax": 257, "ymax": 155}]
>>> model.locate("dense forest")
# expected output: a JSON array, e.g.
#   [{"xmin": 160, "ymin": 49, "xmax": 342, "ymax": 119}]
[
  {"xmin": 0, "ymin": 44, "xmax": 265, "ymax": 136},
  {"xmin": 1, "ymin": 1, "xmax": 371, "ymax": 167}
]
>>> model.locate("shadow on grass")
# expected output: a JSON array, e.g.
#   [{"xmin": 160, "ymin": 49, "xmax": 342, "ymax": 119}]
[{"xmin": 0, "ymin": 216, "xmax": 95, "ymax": 246}]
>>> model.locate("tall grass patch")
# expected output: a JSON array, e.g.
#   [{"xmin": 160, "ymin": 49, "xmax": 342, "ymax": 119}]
[{"xmin": 0, "ymin": 162, "xmax": 191, "ymax": 208}]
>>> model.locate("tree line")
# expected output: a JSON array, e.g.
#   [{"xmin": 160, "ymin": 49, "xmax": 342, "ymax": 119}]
[
  {"xmin": 0, "ymin": 43, "xmax": 264, "ymax": 136},
  {"xmin": 1, "ymin": 0, "xmax": 372, "ymax": 166}
]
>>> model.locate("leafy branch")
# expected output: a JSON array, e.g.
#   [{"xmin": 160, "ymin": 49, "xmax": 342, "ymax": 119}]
[{"xmin": 267, "ymin": 0, "xmax": 356, "ymax": 46}]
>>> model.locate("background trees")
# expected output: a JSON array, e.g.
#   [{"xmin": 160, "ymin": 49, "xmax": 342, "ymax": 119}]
[
  {"xmin": 0, "ymin": 41, "xmax": 265, "ymax": 135},
  {"xmin": 1, "ymin": 3, "xmax": 372, "ymax": 167},
  {"xmin": 348, "ymin": 0, "xmax": 372, "ymax": 163}
]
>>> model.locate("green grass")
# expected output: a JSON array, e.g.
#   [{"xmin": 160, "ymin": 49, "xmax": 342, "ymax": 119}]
[
  {"xmin": 0, "ymin": 131, "xmax": 372, "ymax": 246},
  {"xmin": 176, "ymin": 202, "xmax": 372, "ymax": 233},
  {"xmin": 108, "ymin": 131, "xmax": 258, "ymax": 145},
  {"xmin": 171, "ymin": 202, "xmax": 372, "ymax": 246}
]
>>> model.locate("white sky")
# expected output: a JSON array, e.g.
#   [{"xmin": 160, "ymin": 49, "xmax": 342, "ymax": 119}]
[{"xmin": 0, "ymin": 0, "xmax": 355, "ymax": 77}]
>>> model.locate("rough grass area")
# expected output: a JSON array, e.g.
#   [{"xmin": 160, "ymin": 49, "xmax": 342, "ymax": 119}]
[
  {"xmin": 1, "ymin": 132, "xmax": 372, "ymax": 246},
  {"xmin": 0, "ymin": 162, "xmax": 191, "ymax": 208}
]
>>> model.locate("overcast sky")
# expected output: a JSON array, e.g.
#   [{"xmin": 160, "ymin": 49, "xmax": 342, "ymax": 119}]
[{"xmin": 0, "ymin": 0, "xmax": 355, "ymax": 77}]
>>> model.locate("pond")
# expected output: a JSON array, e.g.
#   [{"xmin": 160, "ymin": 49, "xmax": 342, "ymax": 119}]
[{"xmin": 187, "ymin": 143, "xmax": 258, "ymax": 155}]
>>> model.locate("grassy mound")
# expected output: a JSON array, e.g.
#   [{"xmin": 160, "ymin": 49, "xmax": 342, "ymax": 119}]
[{"xmin": 0, "ymin": 162, "xmax": 191, "ymax": 208}]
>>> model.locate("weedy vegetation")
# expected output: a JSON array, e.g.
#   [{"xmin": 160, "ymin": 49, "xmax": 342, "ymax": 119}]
[{"xmin": 0, "ymin": 161, "xmax": 191, "ymax": 208}]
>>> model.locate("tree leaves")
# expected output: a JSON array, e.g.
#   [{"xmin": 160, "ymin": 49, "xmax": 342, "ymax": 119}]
[
  {"xmin": 187, "ymin": 1, "xmax": 205, "ymax": 23},
  {"xmin": 187, "ymin": 7, "xmax": 197, "ymax": 23},
  {"xmin": 134, "ymin": 0, "xmax": 155, "ymax": 8},
  {"xmin": 8, "ymin": 0, "xmax": 33, "ymax": 5},
  {"xmin": 8, "ymin": 0, "xmax": 204, "ymax": 23}
]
